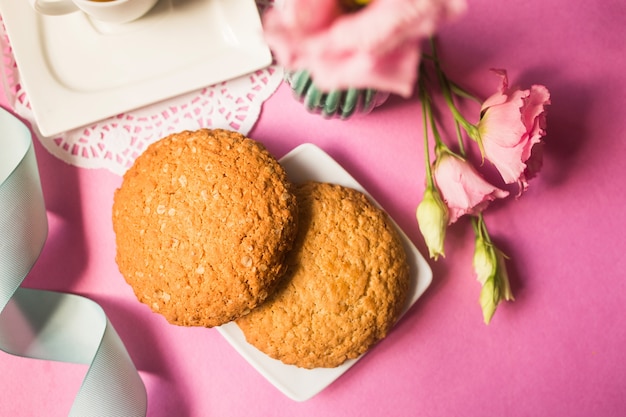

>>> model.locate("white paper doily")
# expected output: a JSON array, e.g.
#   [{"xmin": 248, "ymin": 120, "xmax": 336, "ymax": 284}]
[{"xmin": 0, "ymin": 0, "xmax": 283, "ymax": 176}]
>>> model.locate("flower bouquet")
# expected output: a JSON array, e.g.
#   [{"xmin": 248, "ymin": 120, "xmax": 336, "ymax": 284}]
[
  {"xmin": 415, "ymin": 41, "xmax": 550, "ymax": 323},
  {"xmin": 263, "ymin": 0, "xmax": 465, "ymax": 118},
  {"xmin": 260, "ymin": 0, "xmax": 551, "ymax": 323}
]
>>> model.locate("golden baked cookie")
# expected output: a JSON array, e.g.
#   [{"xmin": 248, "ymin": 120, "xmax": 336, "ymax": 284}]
[
  {"xmin": 236, "ymin": 181, "xmax": 410, "ymax": 368},
  {"xmin": 112, "ymin": 129, "xmax": 298, "ymax": 328}
]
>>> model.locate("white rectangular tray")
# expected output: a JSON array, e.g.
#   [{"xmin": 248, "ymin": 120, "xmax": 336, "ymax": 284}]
[{"xmin": 0, "ymin": 0, "xmax": 271, "ymax": 137}]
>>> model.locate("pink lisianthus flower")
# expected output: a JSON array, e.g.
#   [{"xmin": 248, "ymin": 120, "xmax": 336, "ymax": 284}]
[
  {"xmin": 477, "ymin": 69, "xmax": 551, "ymax": 194},
  {"xmin": 262, "ymin": 0, "xmax": 467, "ymax": 98},
  {"xmin": 433, "ymin": 149, "xmax": 509, "ymax": 224}
]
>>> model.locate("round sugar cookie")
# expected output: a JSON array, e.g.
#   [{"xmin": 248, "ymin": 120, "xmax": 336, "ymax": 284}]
[
  {"xmin": 236, "ymin": 181, "xmax": 410, "ymax": 368},
  {"xmin": 112, "ymin": 129, "xmax": 298, "ymax": 327}
]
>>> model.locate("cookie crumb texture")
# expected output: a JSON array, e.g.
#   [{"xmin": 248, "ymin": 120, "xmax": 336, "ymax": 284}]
[
  {"xmin": 112, "ymin": 129, "xmax": 298, "ymax": 327},
  {"xmin": 237, "ymin": 182, "xmax": 410, "ymax": 368}
]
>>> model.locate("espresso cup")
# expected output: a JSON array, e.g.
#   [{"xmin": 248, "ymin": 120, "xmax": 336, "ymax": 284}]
[{"xmin": 28, "ymin": 0, "xmax": 160, "ymax": 24}]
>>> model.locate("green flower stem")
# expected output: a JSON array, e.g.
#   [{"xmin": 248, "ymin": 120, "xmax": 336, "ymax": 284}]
[
  {"xmin": 472, "ymin": 213, "xmax": 492, "ymax": 245},
  {"xmin": 429, "ymin": 38, "xmax": 482, "ymax": 147},
  {"xmin": 454, "ymin": 119, "xmax": 466, "ymax": 157},
  {"xmin": 419, "ymin": 72, "xmax": 435, "ymax": 188},
  {"xmin": 418, "ymin": 70, "xmax": 447, "ymax": 151},
  {"xmin": 450, "ymin": 82, "xmax": 481, "ymax": 103},
  {"xmin": 442, "ymin": 77, "xmax": 479, "ymax": 140}
]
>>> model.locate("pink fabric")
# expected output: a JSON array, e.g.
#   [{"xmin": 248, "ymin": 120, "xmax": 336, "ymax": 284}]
[{"xmin": 2, "ymin": 0, "xmax": 626, "ymax": 416}]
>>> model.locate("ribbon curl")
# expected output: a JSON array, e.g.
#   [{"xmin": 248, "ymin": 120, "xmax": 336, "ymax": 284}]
[{"xmin": 0, "ymin": 108, "xmax": 147, "ymax": 416}]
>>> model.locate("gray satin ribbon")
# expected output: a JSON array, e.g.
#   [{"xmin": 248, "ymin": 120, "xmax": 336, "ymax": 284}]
[{"xmin": 0, "ymin": 108, "xmax": 147, "ymax": 416}]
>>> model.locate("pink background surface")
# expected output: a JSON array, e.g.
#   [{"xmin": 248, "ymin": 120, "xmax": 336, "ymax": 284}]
[{"xmin": 2, "ymin": 0, "xmax": 626, "ymax": 416}]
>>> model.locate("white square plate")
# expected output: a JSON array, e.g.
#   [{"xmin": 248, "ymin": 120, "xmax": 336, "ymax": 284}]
[
  {"xmin": 0, "ymin": 0, "xmax": 271, "ymax": 137},
  {"xmin": 217, "ymin": 143, "xmax": 433, "ymax": 402}
]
